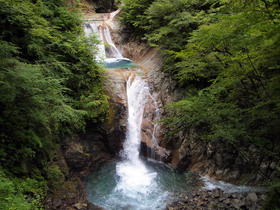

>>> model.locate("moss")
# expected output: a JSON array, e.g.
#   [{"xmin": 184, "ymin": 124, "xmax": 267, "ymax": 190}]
[
  {"xmin": 46, "ymin": 165, "xmax": 65, "ymax": 194},
  {"xmin": 83, "ymin": 153, "xmax": 91, "ymax": 158}
]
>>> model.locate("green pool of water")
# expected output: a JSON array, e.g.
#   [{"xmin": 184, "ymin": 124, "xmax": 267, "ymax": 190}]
[{"xmin": 83, "ymin": 159, "xmax": 200, "ymax": 210}]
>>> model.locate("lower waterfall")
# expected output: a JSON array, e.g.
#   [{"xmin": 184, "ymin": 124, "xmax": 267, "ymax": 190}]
[
  {"xmin": 116, "ymin": 75, "xmax": 156, "ymax": 195},
  {"xmin": 84, "ymin": 74, "xmax": 199, "ymax": 209}
]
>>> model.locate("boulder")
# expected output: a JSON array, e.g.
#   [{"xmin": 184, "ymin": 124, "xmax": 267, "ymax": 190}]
[
  {"xmin": 63, "ymin": 134, "xmax": 111, "ymax": 175},
  {"xmin": 87, "ymin": 202, "xmax": 104, "ymax": 210},
  {"xmin": 74, "ymin": 202, "xmax": 87, "ymax": 209},
  {"xmin": 167, "ymin": 188, "xmax": 266, "ymax": 210},
  {"xmin": 246, "ymin": 192, "xmax": 258, "ymax": 202}
]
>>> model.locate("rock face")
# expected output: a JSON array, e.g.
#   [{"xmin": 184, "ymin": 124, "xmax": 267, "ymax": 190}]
[
  {"xmin": 104, "ymin": 68, "xmax": 128, "ymax": 155},
  {"xmin": 111, "ymin": 19, "xmax": 280, "ymax": 185},
  {"xmin": 165, "ymin": 129, "xmax": 280, "ymax": 184},
  {"xmin": 167, "ymin": 188, "xmax": 267, "ymax": 210},
  {"xmin": 45, "ymin": 150, "xmax": 104, "ymax": 210},
  {"xmin": 63, "ymin": 132, "xmax": 112, "ymax": 176},
  {"xmin": 84, "ymin": 0, "xmax": 117, "ymax": 13}
]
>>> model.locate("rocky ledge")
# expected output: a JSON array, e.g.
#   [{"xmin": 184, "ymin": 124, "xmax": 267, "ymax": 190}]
[{"xmin": 167, "ymin": 188, "xmax": 267, "ymax": 210}]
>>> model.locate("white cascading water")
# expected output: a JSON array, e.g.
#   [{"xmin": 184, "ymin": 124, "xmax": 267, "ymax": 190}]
[
  {"xmin": 103, "ymin": 26, "xmax": 123, "ymax": 58},
  {"xmin": 115, "ymin": 76, "xmax": 157, "ymax": 196},
  {"xmin": 84, "ymin": 20, "xmax": 134, "ymax": 68},
  {"xmin": 83, "ymin": 17, "xmax": 192, "ymax": 209},
  {"xmin": 102, "ymin": 25, "xmax": 134, "ymax": 68},
  {"xmin": 84, "ymin": 11, "xmax": 261, "ymax": 210},
  {"xmin": 84, "ymin": 74, "xmax": 171, "ymax": 210},
  {"xmin": 84, "ymin": 23, "xmax": 106, "ymax": 61}
]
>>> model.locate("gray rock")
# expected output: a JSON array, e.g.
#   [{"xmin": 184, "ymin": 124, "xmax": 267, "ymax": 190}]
[
  {"xmin": 74, "ymin": 202, "xmax": 87, "ymax": 209},
  {"xmin": 53, "ymin": 198, "xmax": 62, "ymax": 208},
  {"xmin": 260, "ymin": 194, "xmax": 267, "ymax": 200},
  {"xmin": 246, "ymin": 192, "xmax": 258, "ymax": 202},
  {"xmin": 223, "ymin": 198, "xmax": 230, "ymax": 204},
  {"xmin": 67, "ymin": 192, "xmax": 76, "ymax": 199}
]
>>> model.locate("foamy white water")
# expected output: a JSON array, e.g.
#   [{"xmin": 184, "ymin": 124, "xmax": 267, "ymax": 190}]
[
  {"xmin": 85, "ymin": 21, "xmax": 134, "ymax": 68},
  {"xmin": 84, "ymin": 75, "xmax": 183, "ymax": 210},
  {"xmin": 115, "ymin": 76, "xmax": 158, "ymax": 197},
  {"xmin": 201, "ymin": 176, "xmax": 265, "ymax": 193},
  {"xmin": 84, "ymin": 23, "xmax": 106, "ymax": 61},
  {"xmin": 83, "ymin": 14, "xmax": 196, "ymax": 209},
  {"xmin": 103, "ymin": 26, "xmax": 123, "ymax": 58}
]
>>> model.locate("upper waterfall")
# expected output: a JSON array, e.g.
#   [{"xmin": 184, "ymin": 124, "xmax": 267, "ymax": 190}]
[
  {"xmin": 103, "ymin": 26, "xmax": 123, "ymax": 58},
  {"xmin": 84, "ymin": 12, "xmax": 135, "ymax": 68},
  {"xmin": 84, "ymin": 23, "xmax": 106, "ymax": 61}
]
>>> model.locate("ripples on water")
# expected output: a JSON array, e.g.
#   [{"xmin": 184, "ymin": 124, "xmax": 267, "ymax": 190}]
[{"xmin": 83, "ymin": 159, "xmax": 200, "ymax": 210}]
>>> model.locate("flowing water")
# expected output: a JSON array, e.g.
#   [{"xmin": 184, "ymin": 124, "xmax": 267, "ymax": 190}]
[
  {"xmin": 84, "ymin": 159, "xmax": 199, "ymax": 210},
  {"xmin": 84, "ymin": 23, "xmax": 106, "ymax": 61},
  {"xmin": 83, "ymin": 14, "xmax": 260, "ymax": 209},
  {"xmin": 84, "ymin": 75, "xmax": 199, "ymax": 209},
  {"xmin": 84, "ymin": 21, "xmax": 202, "ymax": 206},
  {"xmin": 84, "ymin": 20, "xmax": 135, "ymax": 68}
]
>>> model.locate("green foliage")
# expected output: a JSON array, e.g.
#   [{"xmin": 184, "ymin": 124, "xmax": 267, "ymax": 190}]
[
  {"xmin": 123, "ymin": 0, "xmax": 280, "ymax": 189},
  {"xmin": 0, "ymin": 168, "xmax": 46, "ymax": 209},
  {"xmin": 120, "ymin": 0, "xmax": 154, "ymax": 37},
  {"xmin": 263, "ymin": 168, "xmax": 280, "ymax": 209},
  {"xmin": 0, "ymin": 0, "xmax": 108, "ymax": 207},
  {"xmin": 46, "ymin": 165, "xmax": 65, "ymax": 194},
  {"xmin": 121, "ymin": 0, "xmax": 219, "ymax": 75},
  {"xmin": 142, "ymin": 0, "xmax": 200, "ymax": 50},
  {"xmin": 164, "ymin": 0, "xmax": 280, "ymax": 161}
]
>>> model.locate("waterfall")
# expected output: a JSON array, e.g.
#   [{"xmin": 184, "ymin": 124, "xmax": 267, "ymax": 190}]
[
  {"xmin": 84, "ymin": 23, "xmax": 106, "ymax": 61},
  {"xmin": 84, "ymin": 21, "xmax": 134, "ymax": 68},
  {"xmin": 115, "ymin": 75, "xmax": 157, "ymax": 196},
  {"xmin": 103, "ymin": 26, "xmax": 123, "ymax": 58},
  {"xmin": 84, "ymin": 11, "xmax": 262, "ymax": 210},
  {"xmin": 83, "ymin": 11, "xmax": 193, "ymax": 209}
]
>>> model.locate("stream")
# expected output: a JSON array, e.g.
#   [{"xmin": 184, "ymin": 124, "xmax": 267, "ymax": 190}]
[
  {"xmin": 83, "ymin": 14, "xmax": 201, "ymax": 209},
  {"xmin": 82, "ymin": 10, "xmax": 261, "ymax": 210},
  {"xmin": 84, "ymin": 70, "xmax": 199, "ymax": 209}
]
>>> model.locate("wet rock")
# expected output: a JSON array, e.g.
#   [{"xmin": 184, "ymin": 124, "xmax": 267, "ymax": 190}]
[
  {"xmin": 167, "ymin": 187, "xmax": 266, "ymax": 210},
  {"xmin": 87, "ymin": 202, "xmax": 104, "ymax": 210},
  {"xmin": 63, "ymin": 135, "xmax": 111, "ymax": 174},
  {"xmin": 67, "ymin": 193, "xmax": 76, "ymax": 199},
  {"xmin": 63, "ymin": 140, "xmax": 88, "ymax": 171},
  {"xmin": 260, "ymin": 194, "xmax": 267, "ymax": 200},
  {"xmin": 86, "ymin": 0, "xmax": 117, "ymax": 13},
  {"xmin": 224, "ymin": 198, "xmax": 230, "ymax": 205},
  {"xmin": 197, "ymin": 199, "xmax": 204, "ymax": 206},
  {"xmin": 74, "ymin": 202, "xmax": 87, "ymax": 209},
  {"xmin": 53, "ymin": 198, "xmax": 62, "ymax": 208},
  {"xmin": 246, "ymin": 192, "xmax": 258, "ymax": 202},
  {"xmin": 104, "ymin": 69, "xmax": 128, "ymax": 155}
]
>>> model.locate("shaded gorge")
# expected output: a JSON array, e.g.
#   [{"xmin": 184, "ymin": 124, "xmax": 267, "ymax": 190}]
[
  {"xmin": 83, "ymin": 72, "xmax": 200, "ymax": 209},
  {"xmin": 82, "ymin": 10, "xmax": 264, "ymax": 210}
]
